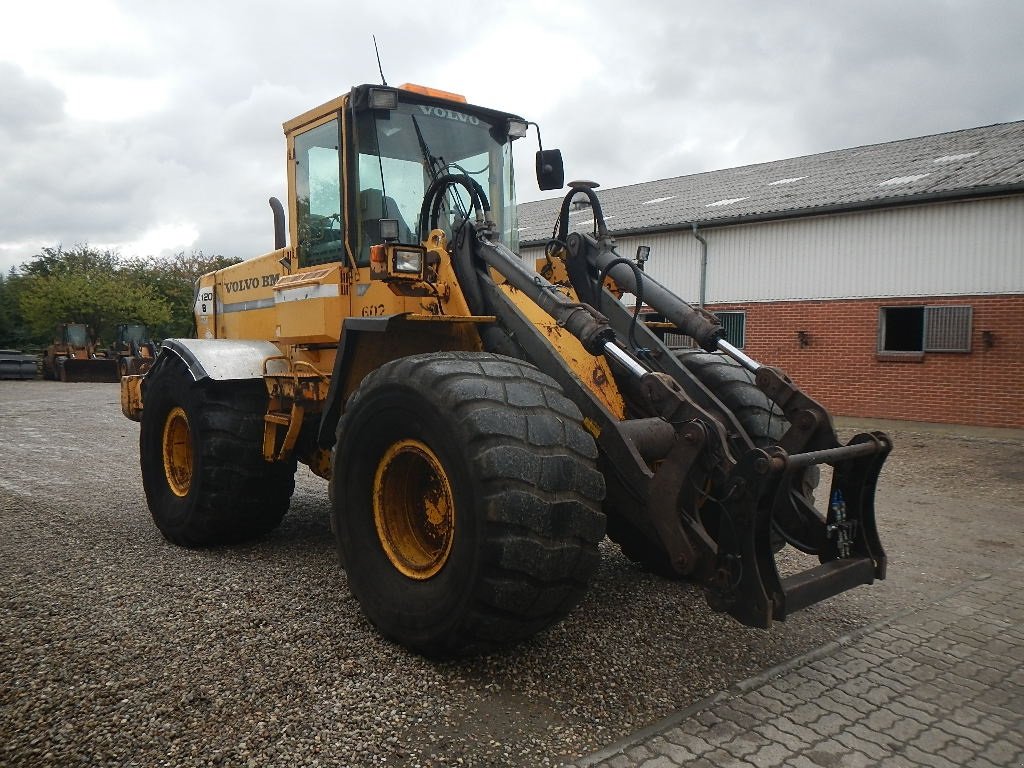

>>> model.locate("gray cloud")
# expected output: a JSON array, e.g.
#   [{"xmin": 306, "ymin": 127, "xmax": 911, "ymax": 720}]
[
  {"xmin": 0, "ymin": 63, "xmax": 65, "ymax": 139},
  {"xmin": 1, "ymin": 0, "xmax": 1022, "ymax": 273}
]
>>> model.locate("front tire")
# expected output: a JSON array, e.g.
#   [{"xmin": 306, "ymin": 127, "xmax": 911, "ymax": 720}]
[
  {"xmin": 332, "ymin": 352, "xmax": 606, "ymax": 656},
  {"xmin": 680, "ymin": 352, "xmax": 819, "ymax": 550},
  {"xmin": 607, "ymin": 351, "xmax": 815, "ymax": 574},
  {"xmin": 139, "ymin": 356, "xmax": 295, "ymax": 546}
]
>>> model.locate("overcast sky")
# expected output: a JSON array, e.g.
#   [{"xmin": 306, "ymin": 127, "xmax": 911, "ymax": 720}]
[{"xmin": 1, "ymin": 0, "xmax": 1021, "ymax": 274}]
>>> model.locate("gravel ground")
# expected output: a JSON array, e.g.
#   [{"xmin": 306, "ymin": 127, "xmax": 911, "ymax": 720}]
[{"xmin": 2, "ymin": 381, "xmax": 1022, "ymax": 766}]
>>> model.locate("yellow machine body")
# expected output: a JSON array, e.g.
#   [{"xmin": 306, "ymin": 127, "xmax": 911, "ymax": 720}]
[{"xmin": 173, "ymin": 88, "xmax": 625, "ymax": 476}]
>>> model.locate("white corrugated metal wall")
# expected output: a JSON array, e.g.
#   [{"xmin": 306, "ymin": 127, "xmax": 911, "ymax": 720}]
[{"xmin": 521, "ymin": 195, "xmax": 1024, "ymax": 303}]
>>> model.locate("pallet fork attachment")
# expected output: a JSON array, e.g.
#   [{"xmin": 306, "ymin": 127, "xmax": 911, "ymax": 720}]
[{"xmin": 707, "ymin": 432, "xmax": 891, "ymax": 628}]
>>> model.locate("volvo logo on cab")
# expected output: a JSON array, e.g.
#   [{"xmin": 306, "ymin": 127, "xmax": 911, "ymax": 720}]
[{"xmin": 417, "ymin": 105, "xmax": 480, "ymax": 125}]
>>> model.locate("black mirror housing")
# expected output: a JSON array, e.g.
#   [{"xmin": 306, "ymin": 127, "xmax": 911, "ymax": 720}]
[{"xmin": 536, "ymin": 149, "xmax": 564, "ymax": 191}]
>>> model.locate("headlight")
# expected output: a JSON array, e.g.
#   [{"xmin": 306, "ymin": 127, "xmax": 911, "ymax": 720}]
[{"xmin": 393, "ymin": 249, "xmax": 424, "ymax": 275}]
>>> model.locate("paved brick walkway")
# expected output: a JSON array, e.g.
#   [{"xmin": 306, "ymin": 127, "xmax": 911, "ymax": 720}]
[{"xmin": 567, "ymin": 561, "xmax": 1024, "ymax": 767}]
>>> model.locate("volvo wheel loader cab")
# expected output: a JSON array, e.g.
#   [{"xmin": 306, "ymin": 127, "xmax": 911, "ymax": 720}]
[
  {"xmin": 122, "ymin": 84, "xmax": 891, "ymax": 657},
  {"xmin": 44, "ymin": 322, "xmax": 119, "ymax": 382}
]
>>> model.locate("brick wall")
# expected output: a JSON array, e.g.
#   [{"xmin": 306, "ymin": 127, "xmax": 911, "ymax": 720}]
[{"xmin": 705, "ymin": 294, "xmax": 1024, "ymax": 429}]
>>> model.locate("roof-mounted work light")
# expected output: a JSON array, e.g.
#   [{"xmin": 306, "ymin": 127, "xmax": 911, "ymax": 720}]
[
  {"xmin": 369, "ymin": 88, "xmax": 398, "ymax": 110},
  {"xmin": 507, "ymin": 119, "xmax": 529, "ymax": 140}
]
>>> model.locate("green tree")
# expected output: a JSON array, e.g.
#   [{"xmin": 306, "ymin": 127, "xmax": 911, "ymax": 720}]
[
  {"xmin": 15, "ymin": 244, "xmax": 170, "ymax": 346},
  {"xmin": 11, "ymin": 244, "xmax": 241, "ymax": 345},
  {"xmin": 129, "ymin": 250, "xmax": 241, "ymax": 338},
  {"xmin": 19, "ymin": 244, "xmax": 123, "ymax": 279},
  {"xmin": 0, "ymin": 271, "xmax": 32, "ymax": 348},
  {"xmin": 18, "ymin": 270, "xmax": 171, "ymax": 345}
]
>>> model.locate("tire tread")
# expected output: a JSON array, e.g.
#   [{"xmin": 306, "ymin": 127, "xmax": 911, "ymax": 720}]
[{"xmin": 336, "ymin": 351, "xmax": 605, "ymax": 654}]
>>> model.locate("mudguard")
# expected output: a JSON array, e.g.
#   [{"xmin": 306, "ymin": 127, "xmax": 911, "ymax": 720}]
[{"xmin": 156, "ymin": 338, "xmax": 288, "ymax": 382}]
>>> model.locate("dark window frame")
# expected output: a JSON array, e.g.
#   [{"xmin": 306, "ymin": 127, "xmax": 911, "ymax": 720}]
[
  {"xmin": 878, "ymin": 304, "xmax": 973, "ymax": 355},
  {"xmin": 715, "ymin": 310, "xmax": 746, "ymax": 349}
]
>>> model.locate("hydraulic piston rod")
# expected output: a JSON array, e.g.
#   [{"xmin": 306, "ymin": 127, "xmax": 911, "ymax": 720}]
[
  {"xmin": 476, "ymin": 233, "xmax": 653, "ymax": 378},
  {"xmin": 717, "ymin": 339, "xmax": 762, "ymax": 372}
]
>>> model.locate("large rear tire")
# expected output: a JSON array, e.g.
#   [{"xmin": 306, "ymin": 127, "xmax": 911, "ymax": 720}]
[
  {"xmin": 139, "ymin": 356, "xmax": 295, "ymax": 547},
  {"xmin": 332, "ymin": 352, "xmax": 606, "ymax": 656}
]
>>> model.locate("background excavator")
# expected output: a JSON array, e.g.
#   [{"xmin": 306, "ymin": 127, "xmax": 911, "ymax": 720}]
[{"xmin": 121, "ymin": 83, "xmax": 891, "ymax": 657}]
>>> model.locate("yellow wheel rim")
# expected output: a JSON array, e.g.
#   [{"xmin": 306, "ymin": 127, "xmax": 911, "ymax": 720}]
[
  {"xmin": 162, "ymin": 406, "xmax": 193, "ymax": 497},
  {"xmin": 373, "ymin": 439, "xmax": 456, "ymax": 580}
]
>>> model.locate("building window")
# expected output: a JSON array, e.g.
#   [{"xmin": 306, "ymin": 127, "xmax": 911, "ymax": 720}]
[
  {"xmin": 715, "ymin": 311, "xmax": 746, "ymax": 349},
  {"xmin": 878, "ymin": 305, "xmax": 972, "ymax": 353},
  {"xmin": 661, "ymin": 310, "xmax": 745, "ymax": 349}
]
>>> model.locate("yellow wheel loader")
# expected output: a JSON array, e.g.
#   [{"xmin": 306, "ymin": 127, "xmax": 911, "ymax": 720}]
[
  {"xmin": 108, "ymin": 323, "xmax": 158, "ymax": 377},
  {"xmin": 44, "ymin": 322, "xmax": 119, "ymax": 383},
  {"xmin": 122, "ymin": 84, "xmax": 891, "ymax": 656}
]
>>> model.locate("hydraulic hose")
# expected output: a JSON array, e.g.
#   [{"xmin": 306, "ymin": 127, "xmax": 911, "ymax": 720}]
[
  {"xmin": 555, "ymin": 185, "xmax": 609, "ymax": 242},
  {"xmin": 596, "ymin": 256, "xmax": 646, "ymax": 353},
  {"xmin": 418, "ymin": 173, "xmax": 490, "ymax": 242}
]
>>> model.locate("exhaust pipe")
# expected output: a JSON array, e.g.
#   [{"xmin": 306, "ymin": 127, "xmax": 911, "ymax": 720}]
[{"xmin": 270, "ymin": 197, "xmax": 286, "ymax": 250}]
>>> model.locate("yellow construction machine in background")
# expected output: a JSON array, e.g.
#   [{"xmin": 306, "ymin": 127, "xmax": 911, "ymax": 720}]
[{"xmin": 44, "ymin": 323, "xmax": 119, "ymax": 383}]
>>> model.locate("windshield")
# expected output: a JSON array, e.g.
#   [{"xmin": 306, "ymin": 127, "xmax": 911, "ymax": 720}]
[
  {"xmin": 354, "ymin": 98, "xmax": 518, "ymax": 265},
  {"xmin": 122, "ymin": 325, "xmax": 146, "ymax": 343},
  {"xmin": 65, "ymin": 324, "xmax": 87, "ymax": 346}
]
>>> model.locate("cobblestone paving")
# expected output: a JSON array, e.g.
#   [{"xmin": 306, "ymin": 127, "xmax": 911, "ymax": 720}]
[{"xmin": 568, "ymin": 561, "xmax": 1024, "ymax": 767}]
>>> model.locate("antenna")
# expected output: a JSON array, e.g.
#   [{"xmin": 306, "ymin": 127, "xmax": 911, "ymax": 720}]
[{"xmin": 372, "ymin": 35, "xmax": 388, "ymax": 86}]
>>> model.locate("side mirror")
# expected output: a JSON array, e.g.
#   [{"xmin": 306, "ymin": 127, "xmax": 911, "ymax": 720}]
[{"xmin": 536, "ymin": 149, "xmax": 564, "ymax": 191}]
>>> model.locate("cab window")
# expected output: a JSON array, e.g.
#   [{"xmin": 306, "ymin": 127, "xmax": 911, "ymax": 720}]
[{"xmin": 294, "ymin": 118, "xmax": 343, "ymax": 266}]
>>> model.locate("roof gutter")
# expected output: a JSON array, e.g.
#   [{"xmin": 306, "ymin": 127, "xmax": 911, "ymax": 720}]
[{"xmin": 520, "ymin": 184, "xmax": 1024, "ymax": 247}]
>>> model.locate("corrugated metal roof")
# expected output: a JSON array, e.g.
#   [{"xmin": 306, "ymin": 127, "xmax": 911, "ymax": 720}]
[{"xmin": 518, "ymin": 120, "xmax": 1024, "ymax": 245}]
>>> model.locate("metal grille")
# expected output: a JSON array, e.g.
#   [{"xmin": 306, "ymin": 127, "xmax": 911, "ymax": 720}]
[
  {"xmin": 716, "ymin": 311, "xmax": 746, "ymax": 349},
  {"xmin": 925, "ymin": 306, "xmax": 972, "ymax": 352},
  {"xmin": 663, "ymin": 332, "xmax": 695, "ymax": 349}
]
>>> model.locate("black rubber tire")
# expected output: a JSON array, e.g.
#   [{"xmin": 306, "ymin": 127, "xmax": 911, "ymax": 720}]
[
  {"xmin": 678, "ymin": 352, "xmax": 786, "ymax": 446},
  {"xmin": 139, "ymin": 356, "xmax": 295, "ymax": 547},
  {"xmin": 606, "ymin": 351, "xmax": 800, "ymax": 574},
  {"xmin": 680, "ymin": 351, "xmax": 819, "ymax": 549},
  {"xmin": 331, "ymin": 351, "xmax": 606, "ymax": 657}
]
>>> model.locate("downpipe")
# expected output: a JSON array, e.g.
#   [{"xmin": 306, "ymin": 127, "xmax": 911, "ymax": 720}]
[{"xmin": 692, "ymin": 222, "xmax": 708, "ymax": 308}]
